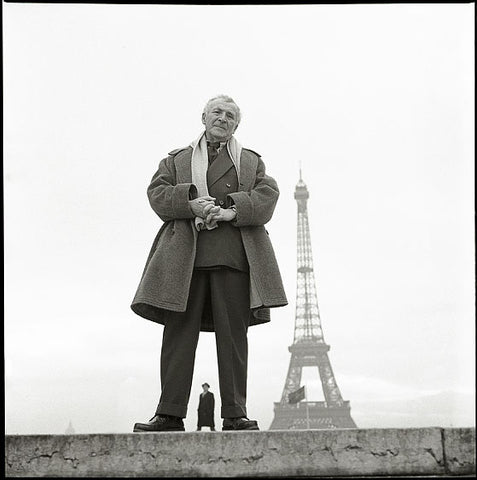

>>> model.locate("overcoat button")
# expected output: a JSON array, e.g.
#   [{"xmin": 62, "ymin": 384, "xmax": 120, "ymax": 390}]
[
  {"xmin": 219, "ymin": 200, "xmax": 224, "ymax": 205},
  {"xmin": 226, "ymin": 183, "xmax": 231, "ymax": 188}
]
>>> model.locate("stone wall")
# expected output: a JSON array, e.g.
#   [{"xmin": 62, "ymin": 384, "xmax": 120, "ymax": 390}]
[{"xmin": 5, "ymin": 427, "xmax": 475, "ymax": 477}]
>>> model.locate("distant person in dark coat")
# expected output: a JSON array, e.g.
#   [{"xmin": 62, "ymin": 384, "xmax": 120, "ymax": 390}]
[
  {"xmin": 197, "ymin": 383, "xmax": 215, "ymax": 431},
  {"xmin": 132, "ymin": 95, "xmax": 287, "ymax": 433}
]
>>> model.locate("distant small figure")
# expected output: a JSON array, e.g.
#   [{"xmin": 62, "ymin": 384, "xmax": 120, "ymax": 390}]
[{"xmin": 197, "ymin": 383, "xmax": 215, "ymax": 431}]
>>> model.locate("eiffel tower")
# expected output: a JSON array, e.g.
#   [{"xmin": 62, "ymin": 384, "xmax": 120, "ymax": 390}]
[{"xmin": 269, "ymin": 171, "xmax": 357, "ymax": 430}]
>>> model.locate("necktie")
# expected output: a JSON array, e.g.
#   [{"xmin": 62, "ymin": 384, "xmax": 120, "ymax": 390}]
[{"xmin": 207, "ymin": 142, "xmax": 220, "ymax": 164}]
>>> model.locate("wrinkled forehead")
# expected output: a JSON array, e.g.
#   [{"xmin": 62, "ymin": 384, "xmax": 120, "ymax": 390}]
[{"xmin": 206, "ymin": 99, "xmax": 240, "ymax": 117}]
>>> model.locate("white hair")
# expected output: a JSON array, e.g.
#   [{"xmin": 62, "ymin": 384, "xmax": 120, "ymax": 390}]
[{"xmin": 203, "ymin": 95, "xmax": 241, "ymax": 123}]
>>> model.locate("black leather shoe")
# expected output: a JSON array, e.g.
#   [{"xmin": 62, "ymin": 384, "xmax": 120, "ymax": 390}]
[
  {"xmin": 222, "ymin": 417, "xmax": 259, "ymax": 431},
  {"xmin": 133, "ymin": 415, "xmax": 185, "ymax": 432}
]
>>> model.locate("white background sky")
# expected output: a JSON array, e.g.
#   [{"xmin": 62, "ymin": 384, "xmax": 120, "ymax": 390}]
[{"xmin": 4, "ymin": 3, "xmax": 475, "ymax": 434}]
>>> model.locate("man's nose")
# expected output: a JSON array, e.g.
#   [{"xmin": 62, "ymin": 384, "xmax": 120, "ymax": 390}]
[{"xmin": 217, "ymin": 113, "xmax": 227, "ymax": 121}]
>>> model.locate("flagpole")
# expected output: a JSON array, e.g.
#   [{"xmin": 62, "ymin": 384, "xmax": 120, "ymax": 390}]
[{"xmin": 304, "ymin": 386, "xmax": 310, "ymax": 429}]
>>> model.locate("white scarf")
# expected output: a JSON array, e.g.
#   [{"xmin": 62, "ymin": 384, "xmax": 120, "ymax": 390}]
[{"xmin": 190, "ymin": 132, "xmax": 242, "ymax": 231}]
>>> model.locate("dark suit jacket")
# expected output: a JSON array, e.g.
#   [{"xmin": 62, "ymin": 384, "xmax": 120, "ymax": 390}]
[
  {"xmin": 195, "ymin": 146, "xmax": 248, "ymax": 271},
  {"xmin": 197, "ymin": 391, "xmax": 215, "ymax": 427}
]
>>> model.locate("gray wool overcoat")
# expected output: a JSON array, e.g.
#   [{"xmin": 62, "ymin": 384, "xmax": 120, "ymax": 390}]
[{"xmin": 131, "ymin": 146, "xmax": 288, "ymax": 331}]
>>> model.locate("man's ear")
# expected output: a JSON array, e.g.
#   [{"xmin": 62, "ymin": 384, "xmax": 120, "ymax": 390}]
[{"xmin": 201, "ymin": 113, "xmax": 206, "ymax": 125}]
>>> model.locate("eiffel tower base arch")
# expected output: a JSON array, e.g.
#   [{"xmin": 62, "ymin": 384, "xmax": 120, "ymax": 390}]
[{"xmin": 270, "ymin": 401, "xmax": 357, "ymax": 430}]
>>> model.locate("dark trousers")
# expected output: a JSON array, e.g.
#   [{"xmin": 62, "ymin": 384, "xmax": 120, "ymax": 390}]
[{"xmin": 155, "ymin": 268, "xmax": 250, "ymax": 419}]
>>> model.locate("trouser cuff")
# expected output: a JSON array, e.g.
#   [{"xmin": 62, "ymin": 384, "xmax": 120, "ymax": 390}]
[
  {"xmin": 221, "ymin": 405, "xmax": 247, "ymax": 418},
  {"xmin": 156, "ymin": 401, "xmax": 187, "ymax": 418}
]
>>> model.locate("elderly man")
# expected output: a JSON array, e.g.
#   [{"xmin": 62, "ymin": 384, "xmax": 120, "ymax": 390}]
[{"xmin": 131, "ymin": 95, "xmax": 287, "ymax": 432}]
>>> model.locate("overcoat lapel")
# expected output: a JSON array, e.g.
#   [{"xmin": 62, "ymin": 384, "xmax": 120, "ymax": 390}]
[
  {"xmin": 207, "ymin": 148, "xmax": 234, "ymax": 187},
  {"xmin": 173, "ymin": 146, "xmax": 258, "ymax": 193}
]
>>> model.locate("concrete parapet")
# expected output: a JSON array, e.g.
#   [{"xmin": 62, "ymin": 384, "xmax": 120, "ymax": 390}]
[
  {"xmin": 443, "ymin": 428, "xmax": 476, "ymax": 475},
  {"xmin": 5, "ymin": 427, "xmax": 475, "ymax": 477}
]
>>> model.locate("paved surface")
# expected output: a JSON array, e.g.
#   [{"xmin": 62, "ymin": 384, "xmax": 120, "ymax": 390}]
[{"xmin": 5, "ymin": 427, "xmax": 475, "ymax": 477}]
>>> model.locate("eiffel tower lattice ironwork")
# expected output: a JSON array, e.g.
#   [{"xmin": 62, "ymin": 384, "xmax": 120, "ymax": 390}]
[{"xmin": 269, "ymin": 171, "xmax": 357, "ymax": 430}]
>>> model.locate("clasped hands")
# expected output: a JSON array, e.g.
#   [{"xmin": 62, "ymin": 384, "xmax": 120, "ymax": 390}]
[{"xmin": 189, "ymin": 196, "xmax": 236, "ymax": 227}]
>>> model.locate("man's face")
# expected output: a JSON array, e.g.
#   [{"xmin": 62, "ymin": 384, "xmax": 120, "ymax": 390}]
[
  {"xmin": 202, "ymin": 100, "xmax": 239, "ymax": 142},
  {"xmin": 202, "ymin": 385, "xmax": 209, "ymax": 393}
]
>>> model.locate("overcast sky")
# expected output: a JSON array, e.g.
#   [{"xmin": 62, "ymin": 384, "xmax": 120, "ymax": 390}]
[{"xmin": 4, "ymin": 3, "xmax": 475, "ymax": 434}]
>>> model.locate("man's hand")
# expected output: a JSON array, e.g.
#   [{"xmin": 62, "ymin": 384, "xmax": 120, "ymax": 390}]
[
  {"xmin": 204, "ymin": 206, "xmax": 237, "ymax": 225},
  {"xmin": 189, "ymin": 196, "xmax": 216, "ymax": 218}
]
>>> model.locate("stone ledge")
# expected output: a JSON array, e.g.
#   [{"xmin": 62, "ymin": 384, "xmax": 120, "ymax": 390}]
[{"xmin": 5, "ymin": 427, "xmax": 475, "ymax": 477}]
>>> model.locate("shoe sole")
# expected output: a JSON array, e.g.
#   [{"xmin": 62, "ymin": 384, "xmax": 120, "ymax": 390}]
[{"xmin": 133, "ymin": 427, "xmax": 185, "ymax": 432}]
